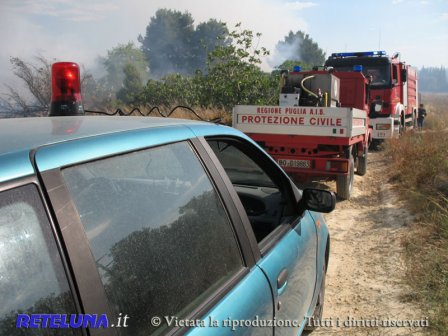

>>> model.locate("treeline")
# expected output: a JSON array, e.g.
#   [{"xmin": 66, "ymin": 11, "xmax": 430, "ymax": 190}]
[
  {"xmin": 418, "ymin": 66, "xmax": 448, "ymax": 93},
  {"xmin": 1, "ymin": 8, "xmax": 326, "ymax": 116}
]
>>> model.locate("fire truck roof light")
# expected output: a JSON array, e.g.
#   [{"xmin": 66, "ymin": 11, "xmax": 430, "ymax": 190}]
[
  {"xmin": 353, "ymin": 65, "xmax": 363, "ymax": 72},
  {"xmin": 293, "ymin": 65, "xmax": 302, "ymax": 72},
  {"xmin": 330, "ymin": 51, "xmax": 386, "ymax": 58},
  {"xmin": 49, "ymin": 62, "xmax": 84, "ymax": 117}
]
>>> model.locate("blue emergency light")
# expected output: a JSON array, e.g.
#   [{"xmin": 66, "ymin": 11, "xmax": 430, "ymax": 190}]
[
  {"xmin": 293, "ymin": 65, "xmax": 302, "ymax": 72},
  {"xmin": 353, "ymin": 65, "xmax": 363, "ymax": 72},
  {"xmin": 331, "ymin": 51, "xmax": 386, "ymax": 58}
]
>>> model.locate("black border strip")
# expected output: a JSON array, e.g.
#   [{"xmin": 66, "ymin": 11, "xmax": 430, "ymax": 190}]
[
  {"xmin": 191, "ymin": 137, "xmax": 259, "ymax": 266},
  {"xmin": 193, "ymin": 137, "xmax": 262, "ymax": 262},
  {"xmin": 39, "ymin": 168, "xmax": 114, "ymax": 336}
]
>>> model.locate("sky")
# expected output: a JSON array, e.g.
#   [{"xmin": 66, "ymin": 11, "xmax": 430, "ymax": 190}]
[{"xmin": 0, "ymin": 0, "xmax": 447, "ymax": 86}]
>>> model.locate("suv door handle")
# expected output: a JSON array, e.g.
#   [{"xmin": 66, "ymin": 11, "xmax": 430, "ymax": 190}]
[{"xmin": 277, "ymin": 268, "xmax": 288, "ymax": 295}]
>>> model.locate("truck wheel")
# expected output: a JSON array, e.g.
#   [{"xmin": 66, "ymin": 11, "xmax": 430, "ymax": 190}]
[
  {"xmin": 336, "ymin": 156, "xmax": 354, "ymax": 200},
  {"xmin": 356, "ymin": 147, "xmax": 368, "ymax": 176},
  {"xmin": 399, "ymin": 114, "xmax": 405, "ymax": 136}
]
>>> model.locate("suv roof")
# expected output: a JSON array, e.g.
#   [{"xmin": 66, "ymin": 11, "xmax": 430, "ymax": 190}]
[
  {"xmin": 0, "ymin": 116, "xmax": 212, "ymax": 155},
  {"xmin": 0, "ymin": 116, "xmax": 244, "ymax": 184}
]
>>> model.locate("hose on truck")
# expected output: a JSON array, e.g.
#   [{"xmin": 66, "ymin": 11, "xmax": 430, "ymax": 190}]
[{"xmin": 300, "ymin": 75, "xmax": 318, "ymax": 98}]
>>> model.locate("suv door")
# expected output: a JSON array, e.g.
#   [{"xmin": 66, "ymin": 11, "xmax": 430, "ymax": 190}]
[
  {"xmin": 203, "ymin": 137, "xmax": 318, "ymax": 335},
  {"xmin": 37, "ymin": 139, "xmax": 274, "ymax": 335}
]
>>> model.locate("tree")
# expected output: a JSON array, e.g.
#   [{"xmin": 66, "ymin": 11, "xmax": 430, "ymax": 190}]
[
  {"xmin": 134, "ymin": 24, "xmax": 279, "ymax": 112},
  {"xmin": 1, "ymin": 56, "xmax": 52, "ymax": 116},
  {"xmin": 116, "ymin": 63, "xmax": 144, "ymax": 104},
  {"xmin": 274, "ymin": 30, "xmax": 326, "ymax": 68},
  {"xmin": 191, "ymin": 19, "xmax": 230, "ymax": 73},
  {"xmin": 139, "ymin": 9, "xmax": 196, "ymax": 78},
  {"xmin": 202, "ymin": 23, "xmax": 278, "ymax": 111},
  {"xmin": 418, "ymin": 66, "xmax": 448, "ymax": 93},
  {"xmin": 100, "ymin": 42, "xmax": 148, "ymax": 93},
  {"xmin": 138, "ymin": 9, "xmax": 229, "ymax": 78},
  {"xmin": 139, "ymin": 73, "xmax": 201, "ymax": 108}
]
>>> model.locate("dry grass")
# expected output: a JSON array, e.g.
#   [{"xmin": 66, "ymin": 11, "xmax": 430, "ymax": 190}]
[
  {"xmin": 164, "ymin": 106, "xmax": 232, "ymax": 125},
  {"xmin": 121, "ymin": 105, "xmax": 232, "ymax": 125},
  {"xmin": 421, "ymin": 93, "xmax": 448, "ymax": 131},
  {"xmin": 385, "ymin": 93, "xmax": 448, "ymax": 334}
]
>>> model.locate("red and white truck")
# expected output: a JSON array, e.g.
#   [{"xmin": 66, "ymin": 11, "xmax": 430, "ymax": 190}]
[
  {"xmin": 233, "ymin": 67, "xmax": 371, "ymax": 199},
  {"xmin": 325, "ymin": 51, "xmax": 418, "ymax": 144}
]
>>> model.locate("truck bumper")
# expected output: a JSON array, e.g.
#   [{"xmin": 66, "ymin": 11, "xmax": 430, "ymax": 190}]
[
  {"xmin": 370, "ymin": 117, "xmax": 398, "ymax": 139},
  {"xmin": 273, "ymin": 154, "xmax": 349, "ymax": 178}
]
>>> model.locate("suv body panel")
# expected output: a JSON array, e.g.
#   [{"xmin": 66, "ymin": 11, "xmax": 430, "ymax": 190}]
[{"xmin": 0, "ymin": 116, "xmax": 330, "ymax": 336}]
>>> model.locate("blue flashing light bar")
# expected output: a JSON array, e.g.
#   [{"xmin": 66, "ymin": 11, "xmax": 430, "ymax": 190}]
[
  {"xmin": 331, "ymin": 51, "xmax": 386, "ymax": 58},
  {"xmin": 353, "ymin": 65, "xmax": 363, "ymax": 72},
  {"xmin": 293, "ymin": 65, "xmax": 302, "ymax": 72}
]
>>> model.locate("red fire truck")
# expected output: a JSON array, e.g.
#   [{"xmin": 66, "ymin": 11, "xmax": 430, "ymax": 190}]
[
  {"xmin": 233, "ymin": 67, "xmax": 371, "ymax": 200},
  {"xmin": 325, "ymin": 51, "xmax": 418, "ymax": 144}
]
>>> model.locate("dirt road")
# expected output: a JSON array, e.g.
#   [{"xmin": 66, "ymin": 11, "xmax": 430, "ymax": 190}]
[{"xmin": 309, "ymin": 151, "xmax": 429, "ymax": 335}]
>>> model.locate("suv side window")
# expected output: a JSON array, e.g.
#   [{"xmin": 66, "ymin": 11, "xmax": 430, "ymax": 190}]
[
  {"xmin": 62, "ymin": 141, "xmax": 244, "ymax": 335},
  {"xmin": 0, "ymin": 184, "xmax": 79, "ymax": 336},
  {"xmin": 207, "ymin": 139, "xmax": 298, "ymax": 243}
]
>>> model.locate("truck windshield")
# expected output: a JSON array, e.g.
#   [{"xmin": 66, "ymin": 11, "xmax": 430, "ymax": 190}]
[
  {"xmin": 328, "ymin": 63, "xmax": 391, "ymax": 88},
  {"xmin": 363, "ymin": 65, "xmax": 391, "ymax": 87}
]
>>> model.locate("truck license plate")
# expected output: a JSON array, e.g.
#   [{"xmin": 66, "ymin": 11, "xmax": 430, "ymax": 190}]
[{"xmin": 278, "ymin": 159, "xmax": 310, "ymax": 169}]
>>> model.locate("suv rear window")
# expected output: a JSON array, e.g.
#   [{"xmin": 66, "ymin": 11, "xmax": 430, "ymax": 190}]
[{"xmin": 62, "ymin": 141, "xmax": 244, "ymax": 335}]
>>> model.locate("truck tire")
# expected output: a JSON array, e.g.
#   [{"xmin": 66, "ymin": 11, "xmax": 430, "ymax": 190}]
[
  {"xmin": 356, "ymin": 147, "xmax": 368, "ymax": 176},
  {"xmin": 336, "ymin": 156, "xmax": 354, "ymax": 200}
]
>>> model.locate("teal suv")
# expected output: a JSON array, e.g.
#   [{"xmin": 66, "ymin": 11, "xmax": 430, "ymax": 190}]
[{"xmin": 0, "ymin": 116, "xmax": 334, "ymax": 336}]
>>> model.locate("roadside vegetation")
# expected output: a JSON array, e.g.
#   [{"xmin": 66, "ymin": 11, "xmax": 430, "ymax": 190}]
[
  {"xmin": 385, "ymin": 93, "xmax": 448, "ymax": 334},
  {"xmin": 0, "ymin": 9, "xmax": 325, "ymax": 118}
]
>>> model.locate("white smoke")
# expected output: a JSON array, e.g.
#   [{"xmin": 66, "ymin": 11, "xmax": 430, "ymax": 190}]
[{"xmin": 268, "ymin": 35, "xmax": 303, "ymax": 69}]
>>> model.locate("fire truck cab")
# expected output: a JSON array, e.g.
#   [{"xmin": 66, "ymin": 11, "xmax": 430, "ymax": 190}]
[{"xmin": 325, "ymin": 51, "xmax": 418, "ymax": 142}]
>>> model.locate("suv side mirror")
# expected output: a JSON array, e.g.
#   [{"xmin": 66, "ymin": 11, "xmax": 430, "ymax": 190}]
[{"xmin": 300, "ymin": 188, "xmax": 336, "ymax": 213}]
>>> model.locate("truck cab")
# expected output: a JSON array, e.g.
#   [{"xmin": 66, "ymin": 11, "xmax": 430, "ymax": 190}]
[{"xmin": 325, "ymin": 51, "xmax": 418, "ymax": 141}]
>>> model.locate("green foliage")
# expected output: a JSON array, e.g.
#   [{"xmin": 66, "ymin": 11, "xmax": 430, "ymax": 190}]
[
  {"xmin": 200, "ymin": 24, "xmax": 280, "ymax": 110},
  {"xmin": 116, "ymin": 63, "xmax": 144, "ymax": 104},
  {"xmin": 276, "ymin": 60, "xmax": 311, "ymax": 71},
  {"xmin": 139, "ymin": 9, "xmax": 195, "ymax": 78},
  {"xmin": 273, "ymin": 60, "xmax": 313, "ymax": 76},
  {"xmin": 100, "ymin": 42, "xmax": 148, "ymax": 93},
  {"xmin": 140, "ymin": 73, "xmax": 202, "ymax": 107},
  {"xmin": 138, "ymin": 9, "xmax": 228, "ymax": 78},
  {"xmin": 2, "ymin": 15, "xmax": 328, "ymax": 116},
  {"xmin": 137, "ymin": 24, "xmax": 279, "ymax": 112},
  {"xmin": 191, "ymin": 19, "xmax": 230, "ymax": 73}
]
